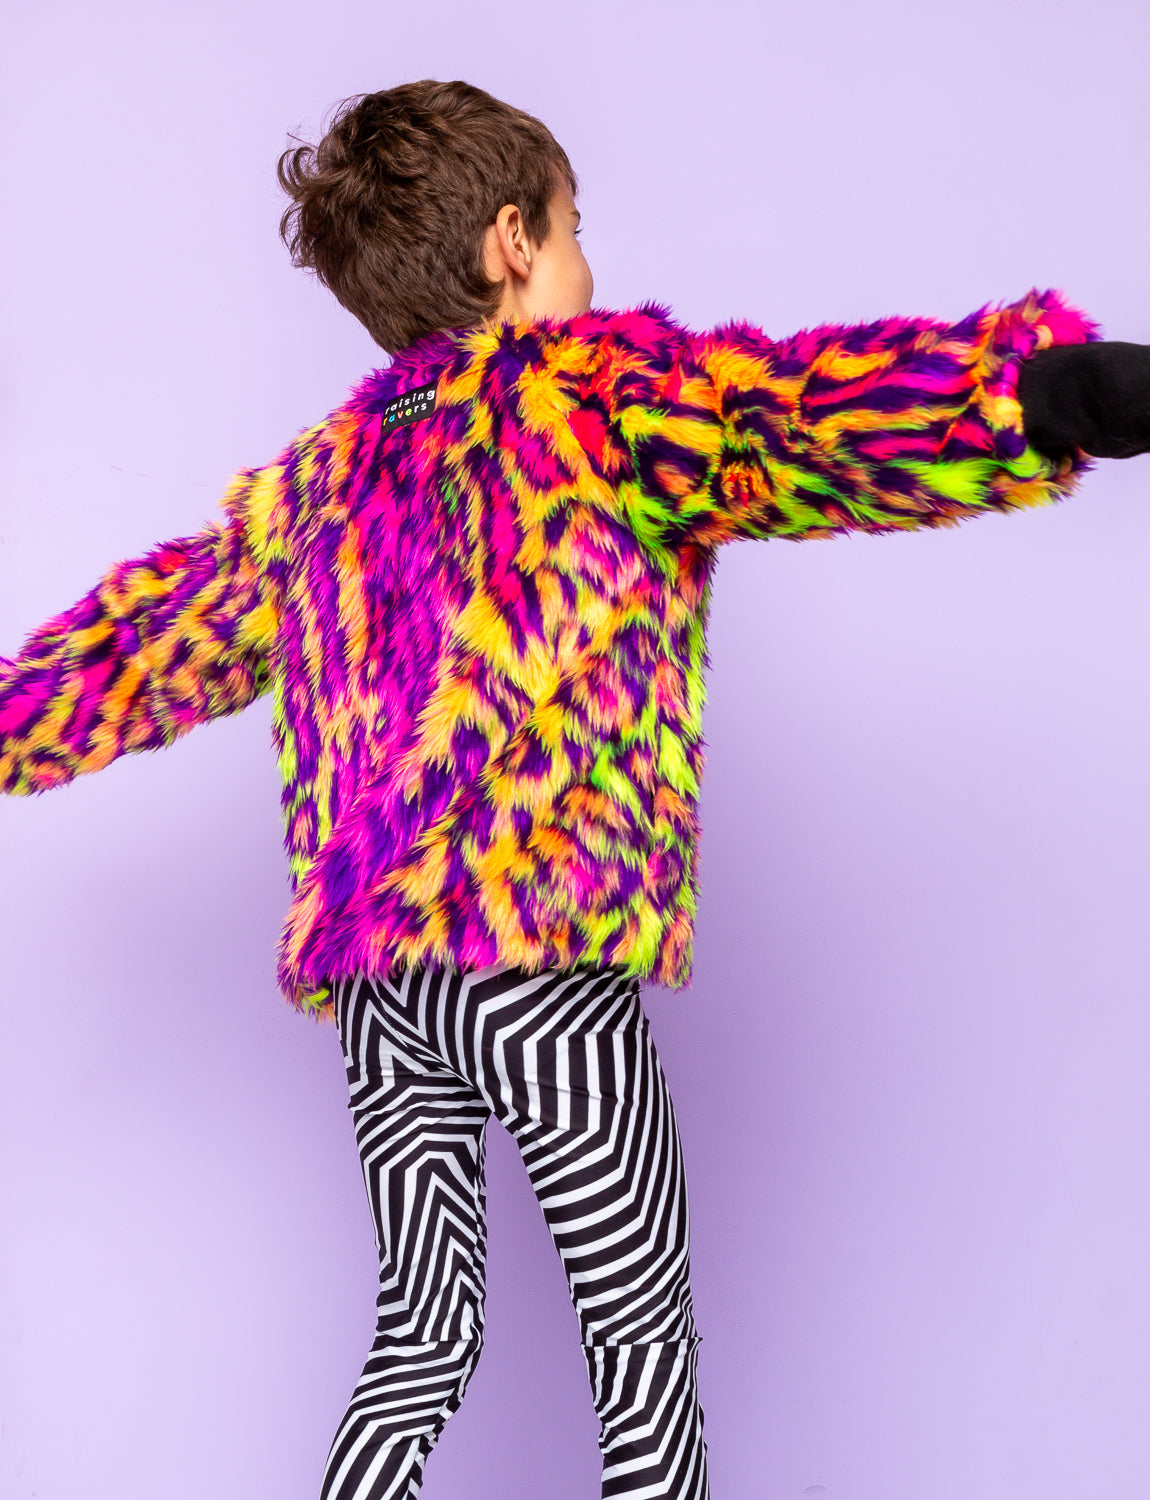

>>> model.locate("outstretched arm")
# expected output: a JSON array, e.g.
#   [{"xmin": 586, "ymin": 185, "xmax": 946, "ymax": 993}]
[
  {"xmin": 0, "ymin": 467, "xmax": 281, "ymax": 796},
  {"xmin": 592, "ymin": 290, "xmax": 1103, "ymax": 552}
]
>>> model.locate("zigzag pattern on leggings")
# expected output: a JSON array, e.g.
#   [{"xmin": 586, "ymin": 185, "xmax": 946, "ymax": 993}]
[{"xmin": 325, "ymin": 963, "xmax": 709, "ymax": 1499}]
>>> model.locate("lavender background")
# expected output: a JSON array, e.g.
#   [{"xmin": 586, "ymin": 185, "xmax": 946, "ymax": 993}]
[{"xmin": 3, "ymin": 1, "xmax": 1150, "ymax": 1496}]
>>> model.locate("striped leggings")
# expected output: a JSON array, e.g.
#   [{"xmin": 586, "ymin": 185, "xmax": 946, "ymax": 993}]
[{"xmin": 323, "ymin": 963, "xmax": 709, "ymax": 1500}]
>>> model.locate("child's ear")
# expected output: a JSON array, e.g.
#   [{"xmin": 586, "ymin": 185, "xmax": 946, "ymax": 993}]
[{"xmin": 486, "ymin": 203, "xmax": 533, "ymax": 284}]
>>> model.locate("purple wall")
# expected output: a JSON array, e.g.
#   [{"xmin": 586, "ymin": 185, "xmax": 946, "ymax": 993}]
[{"xmin": 3, "ymin": 2, "xmax": 1150, "ymax": 1496}]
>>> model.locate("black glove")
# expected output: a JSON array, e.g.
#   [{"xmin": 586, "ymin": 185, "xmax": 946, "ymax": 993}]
[{"xmin": 1018, "ymin": 341, "xmax": 1150, "ymax": 459}]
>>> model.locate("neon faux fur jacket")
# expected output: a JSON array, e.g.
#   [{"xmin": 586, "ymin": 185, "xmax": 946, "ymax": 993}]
[{"xmin": 0, "ymin": 292, "xmax": 1096, "ymax": 1015}]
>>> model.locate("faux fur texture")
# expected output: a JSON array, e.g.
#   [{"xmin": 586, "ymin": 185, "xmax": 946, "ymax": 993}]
[{"xmin": 0, "ymin": 292, "xmax": 1097, "ymax": 1015}]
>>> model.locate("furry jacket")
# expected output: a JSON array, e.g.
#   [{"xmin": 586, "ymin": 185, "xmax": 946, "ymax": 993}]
[{"xmin": 0, "ymin": 292, "xmax": 1096, "ymax": 1014}]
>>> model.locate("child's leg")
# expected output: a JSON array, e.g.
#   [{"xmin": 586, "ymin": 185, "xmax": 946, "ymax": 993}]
[
  {"xmin": 323, "ymin": 974, "xmax": 493, "ymax": 1500},
  {"xmin": 498, "ymin": 969, "xmax": 709, "ymax": 1500},
  {"xmin": 370, "ymin": 963, "xmax": 710, "ymax": 1500}
]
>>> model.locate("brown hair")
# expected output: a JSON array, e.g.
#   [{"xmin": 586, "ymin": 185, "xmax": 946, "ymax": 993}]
[{"xmin": 277, "ymin": 80, "xmax": 577, "ymax": 354}]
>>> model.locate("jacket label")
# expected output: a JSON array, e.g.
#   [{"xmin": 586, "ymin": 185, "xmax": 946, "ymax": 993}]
[{"xmin": 382, "ymin": 382, "xmax": 437, "ymax": 430}]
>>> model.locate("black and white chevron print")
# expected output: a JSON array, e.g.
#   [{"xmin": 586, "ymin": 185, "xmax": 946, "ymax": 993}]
[{"xmin": 323, "ymin": 962, "xmax": 709, "ymax": 1499}]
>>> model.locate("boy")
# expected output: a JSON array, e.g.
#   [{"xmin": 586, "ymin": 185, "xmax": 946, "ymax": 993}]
[{"xmin": 2, "ymin": 78, "xmax": 1149, "ymax": 1500}]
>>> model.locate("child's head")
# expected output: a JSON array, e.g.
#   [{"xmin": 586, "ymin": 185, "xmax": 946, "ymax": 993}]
[{"xmin": 277, "ymin": 80, "xmax": 590, "ymax": 354}]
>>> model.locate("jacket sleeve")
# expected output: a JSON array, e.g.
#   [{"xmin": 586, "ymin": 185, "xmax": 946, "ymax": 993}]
[
  {"xmin": 594, "ymin": 290, "xmax": 1100, "ymax": 552},
  {"xmin": 0, "ymin": 463, "xmax": 284, "ymax": 796}
]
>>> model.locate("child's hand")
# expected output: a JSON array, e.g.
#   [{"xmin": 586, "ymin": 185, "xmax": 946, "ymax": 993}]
[{"xmin": 1019, "ymin": 342, "xmax": 1150, "ymax": 459}]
